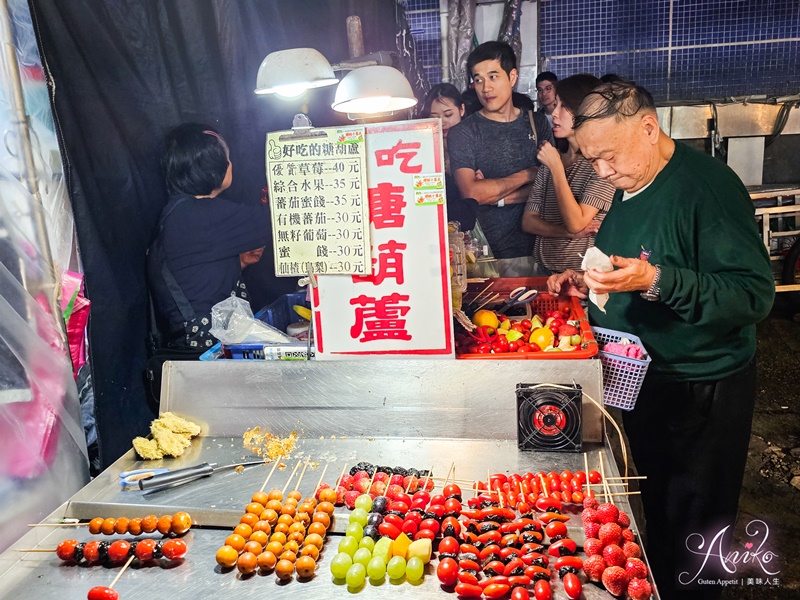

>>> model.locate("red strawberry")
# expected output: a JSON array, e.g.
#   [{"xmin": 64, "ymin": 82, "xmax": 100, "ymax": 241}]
[
  {"xmin": 344, "ymin": 490, "xmax": 360, "ymax": 509},
  {"xmin": 581, "ymin": 507, "xmax": 599, "ymax": 523},
  {"xmin": 338, "ymin": 474, "xmax": 355, "ymax": 490},
  {"xmin": 596, "ymin": 503, "xmax": 619, "ymax": 524},
  {"xmin": 370, "ymin": 481, "xmax": 387, "ymax": 496},
  {"xmin": 372, "ymin": 471, "xmax": 389, "ymax": 483},
  {"xmin": 625, "ymin": 558, "xmax": 648, "ymax": 580},
  {"xmin": 403, "ymin": 475, "xmax": 419, "ymax": 493},
  {"xmin": 386, "ymin": 484, "xmax": 404, "ymax": 500},
  {"xmin": 601, "ymin": 565, "xmax": 629, "ymax": 597},
  {"xmin": 584, "ymin": 522, "xmax": 601, "ymax": 539},
  {"xmin": 353, "ymin": 470, "xmax": 370, "ymax": 481},
  {"xmin": 389, "ymin": 474, "xmax": 404, "ymax": 487},
  {"xmin": 583, "ymin": 496, "xmax": 599, "ymax": 510},
  {"xmin": 622, "ymin": 528, "xmax": 636, "ymax": 542},
  {"xmin": 583, "ymin": 554, "xmax": 606, "ymax": 583},
  {"xmin": 602, "ymin": 544, "xmax": 626, "ymax": 567},
  {"xmin": 627, "ymin": 577, "xmax": 653, "ymax": 600},
  {"xmin": 335, "ymin": 485, "xmax": 347, "ymax": 505},
  {"xmin": 623, "ymin": 541, "xmax": 642, "ymax": 559},
  {"xmin": 583, "ymin": 537, "xmax": 603, "ymax": 557},
  {"xmin": 598, "ymin": 522, "xmax": 623, "ymax": 547},
  {"xmin": 616, "ymin": 511, "xmax": 630, "ymax": 528}
]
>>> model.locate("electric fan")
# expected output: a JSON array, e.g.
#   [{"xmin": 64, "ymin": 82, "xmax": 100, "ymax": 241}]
[{"xmin": 516, "ymin": 383, "xmax": 582, "ymax": 452}]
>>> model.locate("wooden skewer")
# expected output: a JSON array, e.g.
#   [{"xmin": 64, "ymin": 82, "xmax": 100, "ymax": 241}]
[
  {"xmin": 474, "ymin": 293, "xmax": 500, "ymax": 312},
  {"xmin": 598, "ymin": 451, "xmax": 611, "ymax": 499},
  {"xmin": 281, "ymin": 460, "xmax": 302, "ymax": 495},
  {"xmin": 539, "ymin": 474, "xmax": 549, "ymax": 498},
  {"xmin": 293, "ymin": 458, "xmax": 311, "ymax": 492},
  {"xmin": 497, "ymin": 480, "xmax": 504, "ymax": 509},
  {"xmin": 27, "ymin": 522, "xmax": 86, "ymax": 528},
  {"xmin": 584, "ymin": 452, "xmax": 592, "ymax": 499},
  {"xmin": 259, "ymin": 458, "xmax": 282, "ymax": 493},
  {"xmin": 18, "ymin": 548, "xmax": 58, "ymax": 552},
  {"xmin": 335, "ymin": 463, "xmax": 348, "ymax": 488},
  {"xmin": 109, "ymin": 554, "xmax": 135, "ymax": 588},
  {"xmin": 420, "ymin": 465, "xmax": 434, "ymax": 493},
  {"xmin": 313, "ymin": 463, "xmax": 329, "ymax": 495},
  {"xmin": 468, "ymin": 282, "xmax": 495, "ymax": 306},
  {"xmin": 368, "ymin": 467, "xmax": 378, "ymax": 494}
]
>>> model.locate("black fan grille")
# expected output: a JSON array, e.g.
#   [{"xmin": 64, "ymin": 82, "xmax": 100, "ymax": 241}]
[{"xmin": 516, "ymin": 385, "xmax": 582, "ymax": 452}]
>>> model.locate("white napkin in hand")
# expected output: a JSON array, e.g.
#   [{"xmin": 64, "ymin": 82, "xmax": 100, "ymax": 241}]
[{"xmin": 581, "ymin": 246, "xmax": 614, "ymax": 313}]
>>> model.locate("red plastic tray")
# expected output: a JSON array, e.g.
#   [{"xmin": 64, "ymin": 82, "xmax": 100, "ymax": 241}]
[{"xmin": 456, "ymin": 277, "xmax": 598, "ymax": 360}]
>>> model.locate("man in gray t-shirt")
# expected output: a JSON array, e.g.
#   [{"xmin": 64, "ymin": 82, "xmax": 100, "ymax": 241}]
[{"xmin": 448, "ymin": 42, "xmax": 553, "ymax": 266}]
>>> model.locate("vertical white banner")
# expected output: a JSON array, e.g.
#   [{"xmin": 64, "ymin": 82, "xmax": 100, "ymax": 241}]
[{"xmin": 311, "ymin": 119, "xmax": 454, "ymax": 358}]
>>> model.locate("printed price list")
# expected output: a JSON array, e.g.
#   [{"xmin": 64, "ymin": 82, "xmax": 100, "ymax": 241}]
[{"xmin": 266, "ymin": 126, "xmax": 370, "ymax": 276}]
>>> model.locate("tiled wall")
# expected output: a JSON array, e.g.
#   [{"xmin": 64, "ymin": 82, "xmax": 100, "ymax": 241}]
[
  {"xmin": 409, "ymin": 0, "xmax": 798, "ymax": 101},
  {"xmin": 540, "ymin": 0, "xmax": 800, "ymax": 101}
]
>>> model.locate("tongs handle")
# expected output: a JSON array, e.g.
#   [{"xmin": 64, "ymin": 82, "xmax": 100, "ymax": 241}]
[{"xmin": 138, "ymin": 462, "xmax": 214, "ymax": 490}]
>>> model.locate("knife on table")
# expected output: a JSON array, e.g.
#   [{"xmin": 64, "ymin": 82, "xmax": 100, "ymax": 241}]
[{"xmin": 138, "ymin": 460, "xmax": 266, "ymax": 491}]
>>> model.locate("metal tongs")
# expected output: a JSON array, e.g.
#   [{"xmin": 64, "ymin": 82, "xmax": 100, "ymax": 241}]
[{"xmin": 137, "ymin": 460, "xmax": 266, "ymax": 492}]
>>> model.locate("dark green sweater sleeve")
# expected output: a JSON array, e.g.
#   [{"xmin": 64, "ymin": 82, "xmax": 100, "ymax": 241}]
[{"xmin": 658, "ymin": 169, "xmax": 774, "ymax": 327}]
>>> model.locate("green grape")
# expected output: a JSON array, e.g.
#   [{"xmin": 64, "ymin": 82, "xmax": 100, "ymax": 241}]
[
  {"xmin": 346, "ymin": 562, "xmax": 367, "ymax": 588},
  {"xmin": 353, "ymin": 547, "xmax": 372, "ymax": 568},
  {"xmin": 358, "ymin": 537, "xmax": 375, "ymax": 552},
  {"xmin": 367, "ymin": 556, "xmax": 386, "ymax": 580},
  {"xmin": 350, "ymin": 507, "xmax": 369, "ymax": 527},
  {"xmin": 374, "ymin": 537, "xmax": 392, "ymax": 555},
  {"xmin": 406, "ymin": 556, "xmax": 424, "ymax": 581},
  {"xmin": 338, "ymin": 536, "xmax": 359, "ymax": 557},
  {"xmin": 355, "ymin": 494, "xmax": 373, "ymax": 512},
  {"xmin": 386, "ymin": 556, "xmax": 406, "ymax": 579},
  {"xmin": 372, "ymin": 548, "xmax": 390, "ymax": 565},
  {"xmin": 345, "ymin": 522, "xmax": 364, "ymax": 541},
  {"xmin": 330, "ymin": 552, "xmax": 353, "ymax": 579}
]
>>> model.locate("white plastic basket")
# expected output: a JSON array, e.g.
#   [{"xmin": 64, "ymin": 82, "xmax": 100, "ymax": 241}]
[{"xmin": 592, "ymin": 326, "xmax": 651, "ymax": 411}]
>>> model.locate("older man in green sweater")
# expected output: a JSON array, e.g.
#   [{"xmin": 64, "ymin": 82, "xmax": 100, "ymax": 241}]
[{"xmin": 549, "ymin": 83, "xmax": 774, "ymax": 599}]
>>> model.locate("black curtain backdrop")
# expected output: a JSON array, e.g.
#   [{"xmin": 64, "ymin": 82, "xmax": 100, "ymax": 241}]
[{"xmin": 28, "ymin": 0, "xmax": 399, "ymax": 468}]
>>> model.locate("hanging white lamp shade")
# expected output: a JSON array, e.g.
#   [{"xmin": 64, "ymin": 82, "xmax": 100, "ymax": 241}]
[
  {"xmin": 331, "ymin": 65, "xmax": 418, "ymax": 116},
  {"xmin": 255, "ymin": 48, "xmax": 338, "ymax": 98}
]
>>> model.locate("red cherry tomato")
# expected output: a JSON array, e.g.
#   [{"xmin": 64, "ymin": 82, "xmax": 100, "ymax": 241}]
[
  {"xmin": 161, "ymin": 538, "xmax": 187, "ymax": 560},
  {"xmin": 517, "ymin": 344, "xmax": 533, "ymax": 353},
  {"xmin": 454, "ymin": 583, "xmax": 483, "ymax": 598},
  {"xmin": 401, "ymin": 519, "xmax": 418, "ymax": 536},
  {"xmin": 511, "ymin": 586, "xmax": 531, "ymax": 600},
  {"xmin": 588, "ymin": 470, "xmax": 602, "ymax": 484},
  {"xmin": 492, "ymin": 342, "xmax": 507, "ymax": 353},
  {"xmin": 511, "ymin": 323, "xmax": 524, "ymax": 333},
  {"xmin": 439, "ymin": 536, "xmax": 460, "ymax": 556},
  {"xmin": 56, "ymin": 539, "xmax": 78, "ymax": 562},
  {"xmin": 478, "ymin": 343, "xmax": 492, "ymax": 354},
  {"xmin": 436, "ymin": 557, "xmax": 458, "ymax": 586},
  {"xmin": 483, "ymin": 584, "xmax": 511, "ymax": 599},
  {"xmin": 571, "ymin": 492, "xmax": 584, "ymax": 504},
  {"xmin": 574, "ymin": 471, "xmax": 587, "ymax": 485},
  {"xmin": 378, "ymin": 522, "xmax": 401, "ymax": 539},
  {"xmin": 107, "ymin": 540, "xmax": 130, "ymax": 563},
  {"xmin": 520, "ymin": 319, "xmax": 532, "ymax": 331},
  {"xmin": 414, "ymin": 528, "xmax": 436, "ymax": 541},
  {"xmin": 508, "ymin": 340, "xmax": 520, "ymax": 352},
  {"xmin": 533, "ymin": 579, "xmax": 552, "ymax": 600},
  {"xmin": 135, "ymin": 538, "xmax": 157, "ymax": 561},
  {"xmin": 544, "ymin": 521, "xmax": 568, "ymax": 539},
  {"xmin": 87, "ymin": 587, "xmax": 119, "ymax": 600},
  {"xmin": 458, "ymin": 571, "xmax": 480, "ymax": 585},
  {"xmin": 563, "ymin": 572, "xmax": 582, "ymax": 600},
  {"xmin": 559, "ymin": 470, "xmax": 573, "ymax": 482},
  {"xmin": 83, "ymin": 541, "xmax": 100, "ymax": 564}
]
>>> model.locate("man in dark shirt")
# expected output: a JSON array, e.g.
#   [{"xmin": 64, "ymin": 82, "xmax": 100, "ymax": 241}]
[{"xmin": 448, "ymin": 42, "xmax": 553, "ymax": 276}]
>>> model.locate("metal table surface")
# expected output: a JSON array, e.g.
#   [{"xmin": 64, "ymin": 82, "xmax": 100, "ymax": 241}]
[{"xmin": 0, "ymin": 358, "xmax": 658, "ymax": 598}]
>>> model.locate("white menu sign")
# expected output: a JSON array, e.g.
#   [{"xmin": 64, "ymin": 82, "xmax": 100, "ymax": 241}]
[{"xmin": 266, "ymin": 126, "xmax": 370, "ymax": 276}]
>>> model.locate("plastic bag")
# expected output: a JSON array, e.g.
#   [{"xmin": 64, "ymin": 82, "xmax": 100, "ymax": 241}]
[{"xmin": 209, "ymin": 296, "xmax": 294, "ymax": 344}]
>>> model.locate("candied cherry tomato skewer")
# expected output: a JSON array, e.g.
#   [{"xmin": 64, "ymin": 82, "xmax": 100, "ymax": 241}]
[{"xmin": 87, "ymin": 554, "xmax": 134, "ymax": 600}]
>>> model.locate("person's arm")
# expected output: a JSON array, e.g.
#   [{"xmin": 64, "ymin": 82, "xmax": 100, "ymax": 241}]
[
  {"xmin": 206, "ymin": 199, "xmax": 272, "ymax": 258},
  {"xmin": 584, "ymin": 179, "xmax": 774, "ymax": 326},
  {"xmin": 536, "ymin": 142, "xmax": 603, "ymax": 232},
  {"xmin": 453, "ymin": 167, "xmax": 537, "ymax": 205}
]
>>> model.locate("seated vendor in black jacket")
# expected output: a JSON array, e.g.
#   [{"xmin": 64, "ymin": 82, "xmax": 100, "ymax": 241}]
[{"xmin": 148, "ymin": 123, "xmax": 270, "ymax": 349}]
